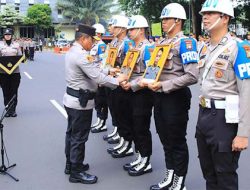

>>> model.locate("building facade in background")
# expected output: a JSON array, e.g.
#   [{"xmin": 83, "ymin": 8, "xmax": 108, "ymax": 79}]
[{"xmin": 0, "ymin": 0, "xmax": 75, "ymax": 41}]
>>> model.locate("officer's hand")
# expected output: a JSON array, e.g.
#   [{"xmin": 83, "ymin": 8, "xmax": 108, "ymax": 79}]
[
  {"xmin": 148, "ymin": 82, "xmax": 162, "ymax": 91},
  {"xmin": 117, "ymin": 74, "xmax": 128, "ymax": 84},
  {"xmin": 138, "ymin": 78, "xmax": 147, "ymax": 88},
  {"xmin": 121, "ymin": 81, "xmax": 131, "ymax": 91},
  {"xmin": 109, "ymin": 67, "xmax": 120, "ymax": 76},
  {"xmin": 232, "ymin": 136, "xmax": 248, "ymax": 151}
]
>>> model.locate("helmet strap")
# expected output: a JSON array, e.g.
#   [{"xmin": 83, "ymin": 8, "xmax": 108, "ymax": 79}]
[
  {"xmin": 114, "ymin": 28, "xmax": 122, "ymax": 37},
  {"xmin": 167, "ymin": 19, "xmax": 178, "ymax": 34},
  {"xmin": 206, "ymin": 16, "xmax": 222, "ymax": 32},
  {"xmin": 131, "ymin": 28, "xmax": 141, "ymax": 40}
]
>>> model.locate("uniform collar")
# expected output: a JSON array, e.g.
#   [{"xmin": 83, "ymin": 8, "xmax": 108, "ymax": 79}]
[
  {"xmin": 73, "ymin": 42, "xmax": 85, "ymax": 50},
  {"xmin": 161, "ymin": 31, "xmax": 184, "ymax": 44},
  {"xmin": 208, "ymin": 32, "xmax": 232, "ymax": 52}
]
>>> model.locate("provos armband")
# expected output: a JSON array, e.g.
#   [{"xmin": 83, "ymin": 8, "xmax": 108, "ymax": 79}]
[
  {"xmin": 180, "ymin": 38, "xmax": 198, "ymax": 65},
  {"xmin": 98, "ymin": 43, "xmax": 107, "ymax": 55},
  {"xmin": 124, "ymin": 40, "xmax": 135, "ymax": 54},
  {"xmin": 234, "ymin": 41, "xmax": 250, "ymax": 80}
]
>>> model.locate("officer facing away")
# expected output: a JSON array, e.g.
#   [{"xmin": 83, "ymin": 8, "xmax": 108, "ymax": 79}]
[
  {"xmin": 144, "ymin": 3, "xmax": 199, "ymax": 190},
  {"xmin": 197, "ymin": 0, "xmax": 250, "ymax": 189},
  {"xmin": 0, "ymin": 28, "xmax": 22, "ymax": 117},
  {"xmin": 90, "ymin": 23, "xmax": 109, "ymax": 133},
  {"xmin": 63, "ymin": 24, "xmax": 127, "ymax": 184}
]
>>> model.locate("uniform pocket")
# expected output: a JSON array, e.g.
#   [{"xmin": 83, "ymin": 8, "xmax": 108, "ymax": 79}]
[
  {"xmin": 214, "ymin": 141, "xmax": 240, "ymax": 173},
  {"xmin": 207, "ymin": 67, "xmax": 229, "ymax": 82}
]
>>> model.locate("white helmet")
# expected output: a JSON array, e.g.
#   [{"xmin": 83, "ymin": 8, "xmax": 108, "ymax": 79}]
[
  {"xmin": 127, "ymin": 15, "xmax": 149, "ymax": 29},
  {"xmin": 112, "ymin": 15, "xmax": 129, "ymax": 28},
  {"xmin": 160, "ymin": 3, "xmax": 187, "ymax": 20},
  {"xmin": 92, "ymin": 23, "xmax": 105, "ymax": 34},
  {"xmin": 199, "ymin": 0, "xmax": 234, "ymax": 18}
]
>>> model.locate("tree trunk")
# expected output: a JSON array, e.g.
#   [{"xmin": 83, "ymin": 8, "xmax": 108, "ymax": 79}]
[{"xmin": 191, "ymin": 0, "xmax": 204, "ymax": 38}]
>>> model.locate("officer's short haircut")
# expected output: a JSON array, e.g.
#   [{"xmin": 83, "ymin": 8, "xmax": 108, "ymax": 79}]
[{"xmin": 75, "ymin": 32, "xmax": 90, "ymax": 41}]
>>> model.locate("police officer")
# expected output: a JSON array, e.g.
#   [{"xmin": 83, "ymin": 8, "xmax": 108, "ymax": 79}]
[
  {"xmin": 106, "ymin": 15, "xmax": 136, "ymax": 157},
  {"xmin": 105, "ymin": 15, "xmax": 133, "ymax": 147},
  {"xmin": 102, "ymin": 15, "xmax": 121, "ymax": 143},
  {"xmin": 145, "ymin": 3, "xmax": 199, "ymax": 190},
  {"xmin": 0, "ymin": 28, "xmax": 22, "ymax": 117},
  {"xmin": 197, "ymin": 1, "xmax": 250, "ymax": 189},
  {"xmin": 90, "ymin": 23, "xmax": 109, "ymax": 133},
  {"xmin": 120, "ymin": 15, "xmax": 154, "ymax": 176},
  {"xmin": 63, "ymin": 24, "xmax": 127, "ymax": 184},
  {"xmin": 28, "ymin": 38, "xmax": 35, "ymax": 61}
]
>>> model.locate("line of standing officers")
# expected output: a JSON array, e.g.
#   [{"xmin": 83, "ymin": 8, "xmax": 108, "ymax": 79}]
[{"xmin": 63, "ymin": 1, "xmax": 250, "ymax": 190}]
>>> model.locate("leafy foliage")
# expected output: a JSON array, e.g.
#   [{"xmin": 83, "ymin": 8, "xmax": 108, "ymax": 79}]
[
  {"xmin": 24, "ymin": 4, "xmax": 52, "ymax": 30},
  {"xmin": 57, "ymin": 0, "xmax": 119, "ymax": 25},
  {"xmin": 0, "ymin": 5, "xmax": 24, "ymax": 27}
]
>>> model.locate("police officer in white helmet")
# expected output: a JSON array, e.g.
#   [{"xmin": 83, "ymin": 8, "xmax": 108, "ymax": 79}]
[
  {"xmin": 197, "ymin": 0, "xmax": 250, "ymax": 189},
  {"xmin": 90, "ymin": 23, "xmax": 111, "ymax": 133},
  {"xmin": 120, "ymin": 15, "xmax": 154, "ymax": 176},
  {"xmin": 147, "ymin": 3, "xmax": 199, "ymax": 190}
]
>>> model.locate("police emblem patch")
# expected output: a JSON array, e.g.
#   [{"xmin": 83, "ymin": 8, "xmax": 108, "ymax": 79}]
[
  {"xmin": 223, "ymin": 48, "xmax": 230, "ymax": 53},
  {"xmin": 7, "ymin": 63, "xmax": 13, "ymax": 68},
  {"xmin": 185, "ymin": 40, "xmax": 193, "ymax": 50},
  {"xmin": 86, "ymin": 55, "xmax": 94, "ymax": 62},
  {"xmin": 215, "ymin": 69, "xmax": 223, "ymax": 78},
  {"xmin": 101, "ymin": 46, "xmax": 105, "ymax": 53},
  {"xmin": 201, "ymin": 45, "xmax": 207, "ymax": 54},
  {"xmin": 243, "ymin": 45, "xmax": 250, "ymax": 58}
]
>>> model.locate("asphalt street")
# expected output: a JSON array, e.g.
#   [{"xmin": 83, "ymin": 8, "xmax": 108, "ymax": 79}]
[{"xmin": 0, "ymin": 51, "xmax": 249, "ymax": 190}]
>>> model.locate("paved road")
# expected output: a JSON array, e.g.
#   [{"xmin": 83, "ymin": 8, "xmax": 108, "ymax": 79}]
[{"xmin": 0, "ymin": 51, "xmax": 249, "ymax": 190}]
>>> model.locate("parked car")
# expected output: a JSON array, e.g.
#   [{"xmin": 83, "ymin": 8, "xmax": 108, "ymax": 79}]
[{"xmin": 56, "ymin": 39, "xmax": 69, "ymax": 47}]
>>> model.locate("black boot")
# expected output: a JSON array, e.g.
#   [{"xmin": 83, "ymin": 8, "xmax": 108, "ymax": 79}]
[
  {"xmin": 91, "ymin": 119, "xmax": 107, "ymax": 133},
  {"xmin": 107, "ymin": 133, "xmax": 120, "ymax": 144},
  {"xmin": 64, "ymin": 161, "xmax": 89, "ymax": 175},
  {"xmin": 123, "ymin": 153, "xmax": 141, "ymax": 171},
  {"xmin": 111, "ymin": 141, "xmax": 134, "ymax": 158},
  {"xmin": 150, "ymin": 169, "xmax": 174, "ymax": 190},
  {"xmin": 69, "ymin": 164, "xmax": 97, "ymax": 184},
  {"xmin": 128, "ymin": 156, "xmax": 152, "ymax": 176},
  {"xmin": 107, "ymin": 137, "xmax": 124, "ymax": 154},
  {"xmin": 103, "ymin": 126, "xmax": 118, "ymax": 141}
]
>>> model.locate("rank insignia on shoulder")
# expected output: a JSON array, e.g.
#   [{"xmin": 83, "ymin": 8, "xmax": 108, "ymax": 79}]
[
  {"xmin": 223, "ymin": 48, "xmax": 230, "ymax": 54},
  {"xmin": 201, "ymin": 45, "xmax": 207, "ymax": 54}
]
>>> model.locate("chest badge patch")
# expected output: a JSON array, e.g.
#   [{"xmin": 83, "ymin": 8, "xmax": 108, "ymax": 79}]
[
  {"xmin": 86, "ymin": 55, "xmax": 94, "ymax": 62},
  {"xmin": 215, "ymin": 69, "xmax": 223, "ymax": 79}
]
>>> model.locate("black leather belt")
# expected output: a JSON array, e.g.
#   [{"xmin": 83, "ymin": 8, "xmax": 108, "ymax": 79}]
[{"xmin": 66, "ymin": 87, "xmax": 95, "ymax": 99}]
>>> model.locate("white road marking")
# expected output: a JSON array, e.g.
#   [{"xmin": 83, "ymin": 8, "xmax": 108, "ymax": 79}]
[
  {"xmin": 50, "ymin": 100, "xmax": 68, "ymax": 119},
  {"xmin": 23, "ymin": 72, "xmax": 33, "ymax": 79}
]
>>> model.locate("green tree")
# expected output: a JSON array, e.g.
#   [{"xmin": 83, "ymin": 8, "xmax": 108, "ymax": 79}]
[
  {"xmin": 57, "ymin": 0, "xmax": 119, "ymax": 25},
  {"xmin": 0, "ymin": 5, "xmax": 24, "ymax": 27},
  {"xmin": 24, "ymin": 4, "xmax": 52, "ymax": 36}
]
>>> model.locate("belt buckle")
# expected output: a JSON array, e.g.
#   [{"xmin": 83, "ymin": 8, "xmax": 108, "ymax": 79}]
[{"xmin": 200, "ymin": 97, "xmax": 206, "ymax": 108}]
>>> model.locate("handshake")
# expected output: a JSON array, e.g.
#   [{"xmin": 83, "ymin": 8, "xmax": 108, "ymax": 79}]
[{"xmin": 108, "ymin": 67, "xmax": 128, "ymax": 85}]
